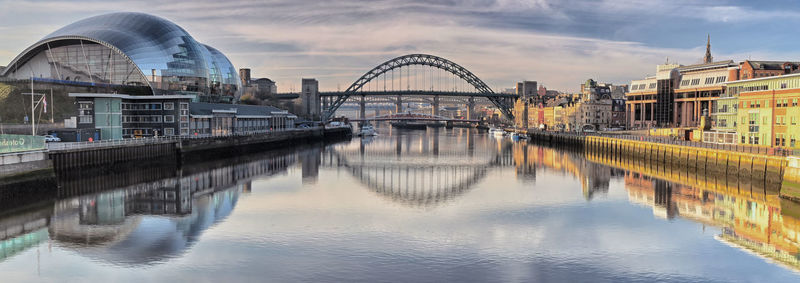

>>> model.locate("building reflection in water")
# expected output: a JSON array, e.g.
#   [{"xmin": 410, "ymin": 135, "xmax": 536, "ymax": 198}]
[
  {"xmin": 622, "ymin": 169, "xmax": 800, "ymax": 270},
  {"xmin": 0, "ymin": 146, "xmax": 305, "ymax": 265},
  {"xmin": 522, "ymin": 142, "xmax": 800, "ymax": 271},
  {"xmin": 512, "ymin": 142, "xmax": 623, "ymax": 200}
]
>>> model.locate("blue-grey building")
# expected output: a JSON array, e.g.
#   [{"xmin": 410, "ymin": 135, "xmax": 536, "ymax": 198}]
[{"xmin": 1, "ymin": 12, "xmax": 242, "ymax": 103}]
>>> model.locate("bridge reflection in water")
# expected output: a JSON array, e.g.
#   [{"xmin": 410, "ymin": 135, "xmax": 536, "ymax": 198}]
[
  {"xmin": 515, "ymin": 142, "xmax": 800, "ymax": 271},
  {"xmin": 323, "ymin": 129, "xmax": 515, "ymax": 207},
  {"xmin": 0, "ymin": 147, "xmax": 302, "ymax": 265}
]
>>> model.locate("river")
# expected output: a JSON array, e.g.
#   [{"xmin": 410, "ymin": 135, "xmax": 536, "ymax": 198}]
[{"xmin": 0, "ymin": 127, "xmax": 799, "ymax": 282}]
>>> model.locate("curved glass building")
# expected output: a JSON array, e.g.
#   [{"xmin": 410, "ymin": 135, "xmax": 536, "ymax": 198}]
[{"xmin": 0, "ymin": 12, "xmax": 241, "ymax": 102}]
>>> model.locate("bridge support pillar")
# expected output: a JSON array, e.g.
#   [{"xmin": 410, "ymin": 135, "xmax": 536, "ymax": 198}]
[
  {"xmin": 432, "ymin": 95, "xmax": 440, "ymax": 116},
  {"xmin": 359, "ymin": 95, "xmax": 366, "ymax": 119},
  {"xmin": 433, "ymin": 128, "xmax": 439, "ymax": 156},
  {"xmin": 467, "ymin": 97, "xmax": 475, "ymax": 120},
  {"xmin": 396, "ymin": 96, "xmax": 403, "ymax": 114}
]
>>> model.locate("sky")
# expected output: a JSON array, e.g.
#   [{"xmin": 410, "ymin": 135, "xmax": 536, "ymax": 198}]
[{"xmin": 2, "ymin": 0, "xmax": 800, "ymax": 93}]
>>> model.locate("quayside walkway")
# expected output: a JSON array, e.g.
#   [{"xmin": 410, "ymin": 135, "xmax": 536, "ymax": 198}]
[
  {"xmin": 47, "ymin": 126, "xmax": 351, "ymax": 170},
  {"xmin": 523, "ymin": 130, "xmax": 800, "ymax": 202}
]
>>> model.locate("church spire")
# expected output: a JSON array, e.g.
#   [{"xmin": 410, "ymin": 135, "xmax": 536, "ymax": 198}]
[{"xmin": 704, "ymin": 34, "xmax": 713, "ymax": 64}]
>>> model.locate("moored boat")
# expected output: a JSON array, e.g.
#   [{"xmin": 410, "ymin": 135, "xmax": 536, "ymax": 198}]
[{"xmin": 357, "ymin": 122, "xmax": 377, "ymax": 136}]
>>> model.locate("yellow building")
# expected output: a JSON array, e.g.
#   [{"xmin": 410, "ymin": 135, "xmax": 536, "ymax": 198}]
[
  {"xmin": 513, "ymin": 98, "xmax": 528, "ymax": 129},
  {"xmin": 730, "ymin": 73, "xmax": 800, "ymax": 148},
  {"xmin": 543, "ymin": 107, "xmax": 555, "ymax": 129}
]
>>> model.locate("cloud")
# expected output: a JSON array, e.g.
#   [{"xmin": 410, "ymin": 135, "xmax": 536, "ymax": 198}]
[
  {"xmin": 1, "ymin": 0, "xmax": 800, "ymax": 92},
  {"xmin": 701, "ymin": 5, "xmax": 800, "ymax": 22}
]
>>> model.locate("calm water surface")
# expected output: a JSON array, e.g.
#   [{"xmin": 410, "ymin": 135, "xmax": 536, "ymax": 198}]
[{"xmin": 1, "ymin": 127, "xmax": 800, "ymax": 282}]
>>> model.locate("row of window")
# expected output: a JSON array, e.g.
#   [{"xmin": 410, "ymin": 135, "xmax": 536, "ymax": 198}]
[
  {"xmin": 776, "ymin": 99, "xmax": 799, "ymax": 107},
  {"xmin": 742, "ymin": 115, "xmax": 799, "ymax": 126},
  {"xmin": 741, "ymin": 72, "xmax": 781, "ymax": 80},
  {"xmin": 743, "ymin": 135, "xmax": 760, "ymax": 145},
  {"xmin": 122, "ymin": 128, "xmax": 175, "ymax": 136},
  {"xmin": 122, "ymin": 115, "xmax": 176, "ymax": 123},
  {"xmin": 741, "ymin": 98, "xmax": 800, "ymax": 109},
  {"xmin": 774, "ymin": 134, "xmax": 793, "ymax": 147},
  {"xmin": 678, "ymin": 76, "xmax": 727, "ymax": 87},
  {"xmin": 733, "ymin": 84, "xmax": 769, "ymax": 94},
  {"xmin": 631, "ymin": 83, "xmax": 650, "ymax": 91},
  {"xmin": 122, "ymin": 102, "xmax": 176, "ymax": 110},
  {"xmin": 744, "ymin": 133, "xmax": 799, "ymax": 147}
]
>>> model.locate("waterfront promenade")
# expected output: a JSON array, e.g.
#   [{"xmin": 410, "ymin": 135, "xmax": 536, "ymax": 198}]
[
  {"xmin": 524, "ymin": 130, "xmax": 800, "ymax": 201},
  {"xmin": 0, "ymin": 126, "xmax": 351, "ymax": 178}
]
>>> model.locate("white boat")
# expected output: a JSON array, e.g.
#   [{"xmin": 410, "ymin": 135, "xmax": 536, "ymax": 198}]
[
  {"xmin": 358, "ymin": 122, "xmax": 377, "ymax": 136},
  {"xmin": 489, "ymin": 127, "xmax": 506, "ymax": 137}
]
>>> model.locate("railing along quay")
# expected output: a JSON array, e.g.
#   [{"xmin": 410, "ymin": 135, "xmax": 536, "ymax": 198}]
[
  {"xmin": 47, "ymin": 127, "xmax": 344, "ymax": 152},
  {"xmin": 523, "ymin": 130, "xmax": 795, "ymax": 157},
  {"xmin": 602, "ymin": 133, "xmax": 794, "ymax": 157}
]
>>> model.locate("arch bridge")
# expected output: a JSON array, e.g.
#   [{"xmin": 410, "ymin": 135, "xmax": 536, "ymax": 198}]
[{"xmin": 320, "ymin": 54, "xmax": 518, "ymax": 121}]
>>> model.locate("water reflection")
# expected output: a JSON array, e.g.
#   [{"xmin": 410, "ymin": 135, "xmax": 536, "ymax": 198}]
[
  {"xmin": 324, "ymin": 129, "xmax": 514, "ymax": 207},
  {"xmin": 1, "ymin": 130, "xmax": 800, "ymax": 281},
  {"xmin": 512, "ymin": 142, "xmax": 624, "ymax": 200},
  {"xmin": 519, "ymin": 141, "xmax": 800, "ymax": 271},
  {"xmin": 0, "ymin": 147, "xmax": 301, "ymax": 266}
]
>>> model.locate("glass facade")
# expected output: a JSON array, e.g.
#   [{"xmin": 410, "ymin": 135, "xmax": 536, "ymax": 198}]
[
  {"xmin": 43, "ymin": 43, "xmax": 148, "ymax": 86},
  {"xmin": 203, "ymin": 44, "xmax": 242, "ymax": 103},
  {"xmin": 93, "ymin": 98, "xmax": 123, "ymax": 140},
  {"xmin": 1, "ymin": 12, "xmax": 241, "ymax": 102}
]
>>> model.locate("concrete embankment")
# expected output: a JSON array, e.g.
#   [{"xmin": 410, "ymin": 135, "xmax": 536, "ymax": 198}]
[
  {"xmin": 781, "ymin": 157, "xmax": 800, "ymax": 202},
  {"xmin": 0, "ymin": 150, "xmax": 52, "ymax": 178},
  {"xmin": 48, "ymin": 127, "xmax": 351, "ymax": 171},
  {"xmin": 582, "ymin": 136, "xmax": 787, "ymax": 183},
  {"xmin": 527, "ymin": 131, "xmax": 800, "ymax": 201}
]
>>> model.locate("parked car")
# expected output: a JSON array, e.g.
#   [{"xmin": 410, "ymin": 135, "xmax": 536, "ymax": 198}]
[{"xmin": 43, "ymin": 135, "xmax": 61, "ymax": 142}]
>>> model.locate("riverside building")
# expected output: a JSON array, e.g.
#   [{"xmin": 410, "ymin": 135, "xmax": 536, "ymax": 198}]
[
  {"xmin": 626, "ymin": 36, "xmax": 734, "ymax": 130},
  {"xmin": 1, "ymin": 12, "xmax": 242, "ymax": 101},
  {"xmin": 728, "ymin": 73, "xmax": 800, "ymax": 148},
  {"xmin": 708, "ymin": 61, "xmax": 800, "ymax": 144},
  {"xmin": 0, "ymin": 12, "xmax": 298, "ymax": 140},
  {"xmin": 69, "ymin": 93, "xmax": 297, "ymax": 139}
]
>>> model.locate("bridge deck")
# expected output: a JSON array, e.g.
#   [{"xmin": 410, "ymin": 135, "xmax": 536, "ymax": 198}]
[{"xmin": 317, "ymin": 90, "xmax": 517, "ymax": 98}]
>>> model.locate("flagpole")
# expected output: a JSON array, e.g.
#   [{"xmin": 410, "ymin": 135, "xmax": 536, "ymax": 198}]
[
  {"xmin": 31, "ymin": 76, "xmax": 35, "ymax": 136},
  {"xmin": 50, "ymin": 88, "xmax": 54, "ymax": 123}
]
